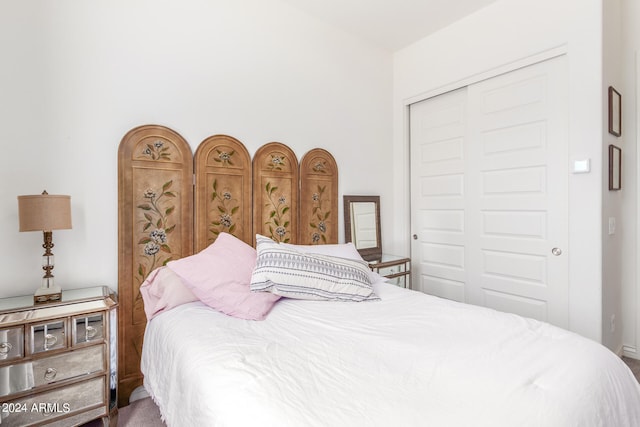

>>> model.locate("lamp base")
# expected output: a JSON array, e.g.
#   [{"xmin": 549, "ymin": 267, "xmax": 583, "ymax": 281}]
[{"xmin": 34, "ymin": 285, "xmax": 62, "ymax": 304}]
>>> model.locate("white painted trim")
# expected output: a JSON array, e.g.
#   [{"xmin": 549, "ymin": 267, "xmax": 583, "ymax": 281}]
[
  {"xmin": 402, "ymin": 44, "xmax": 568, "ymax": 107},
  {"xmin": 634, "ymin": 50, "xmax": 640, "ymax": 360},
  {"xmin": 402, "ymin": 103, "xmax": 411, "ymax": 256},
  {"xmin": 623, "ymin": 345, "xmax": 638, "ymax": 359}
]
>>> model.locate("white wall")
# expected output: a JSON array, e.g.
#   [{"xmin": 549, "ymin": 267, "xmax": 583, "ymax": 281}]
[
  {"xmin": 0, "ymin": 0, "xmax": 393, "ymax": 298},
  {"xmin": 393, "ymin": 0, "xmax": 606, "ymax": 344},
  {"xmin": 621, "ymin": 0, "xmax": 640, "ymax": 358},
  {"xmin": 602, "ymin": 0, "xmax": 625, "ymax": 353}
]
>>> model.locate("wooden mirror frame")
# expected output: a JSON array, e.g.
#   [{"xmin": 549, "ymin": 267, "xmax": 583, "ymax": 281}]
[{"xmin": 343, "ymin": 195, "xmax": 381, "ymax": 261}]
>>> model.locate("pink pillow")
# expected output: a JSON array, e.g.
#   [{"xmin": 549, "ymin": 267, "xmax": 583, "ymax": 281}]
[
  {"xmin": 140, "ymin": 267, "xmax": 199, "ymax": 320},
  {"xmin": 167, "ymin": 232, "xmax": 281, "ymax": 320}
]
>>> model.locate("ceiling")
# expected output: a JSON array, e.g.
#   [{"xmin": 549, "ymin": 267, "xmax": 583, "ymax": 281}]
[{"xmin": 283, "ymin": 0, "xmax": 499, "ymax": 51}]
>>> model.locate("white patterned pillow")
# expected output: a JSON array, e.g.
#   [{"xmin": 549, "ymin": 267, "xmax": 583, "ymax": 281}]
[{"xmin": 250, "ymin": 235, "xmax": 379, "ymax": 301}]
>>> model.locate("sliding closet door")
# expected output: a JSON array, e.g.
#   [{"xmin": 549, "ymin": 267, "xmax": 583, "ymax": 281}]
[
  {"xmin": 465, "ymin": 56, "xmax": 569, "ymax": 327},
  {"xmin": 410, "ymin": 56, "xmax": 569, "ymax": 327},
  {"xmin": 410, "ymin": 87, "xmax": 468, "ymax": 302}
]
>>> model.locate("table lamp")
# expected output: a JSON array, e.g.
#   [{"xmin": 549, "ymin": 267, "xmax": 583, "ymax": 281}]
[{"xmin": 17, "ymin": 191, "xmax": 72, "ymax": 304}]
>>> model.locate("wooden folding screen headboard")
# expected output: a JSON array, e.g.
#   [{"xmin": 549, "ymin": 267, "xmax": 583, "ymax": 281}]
[{"xmin": 117, "ymin": 124, "xmax": 338, "ymax": 406}]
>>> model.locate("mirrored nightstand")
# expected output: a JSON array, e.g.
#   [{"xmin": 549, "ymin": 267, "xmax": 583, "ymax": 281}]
[
  {"xmin": 0, "ymin": 286, "xmax": 118, "ymax": 426},
  {"xmin": 368, "ymin": 255, "xmax": 411, "ymax": 289}
]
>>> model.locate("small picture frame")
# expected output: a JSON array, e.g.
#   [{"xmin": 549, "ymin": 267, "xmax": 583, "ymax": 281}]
[
  {"xmin": 609, "ymin": 144, "xmax": 621, "ymax": 191},
  {"xmin": 608, "ymin": 86, "xmax": 622, "ymax": 137}
]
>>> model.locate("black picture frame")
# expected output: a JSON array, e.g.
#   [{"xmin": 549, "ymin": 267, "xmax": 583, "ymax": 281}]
[
  {"xmin": 609, "ymin": 144, "xmax": 621, "ymax": 191},
  {"xmin": 608, "ymin": 86, "xmax": 622, "ymax": 137}
]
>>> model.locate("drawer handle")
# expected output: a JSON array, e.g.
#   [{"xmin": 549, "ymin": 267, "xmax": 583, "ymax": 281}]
[
  {"xmin": 44, "ymin": 367, "xmax": 58, "ymax": 381},
  {"xmin": 44, "ymin": 333, "xmax": 57, "ymax": 349},
  {"xmin": 0, "ymin": 342, "xmax": 12, "ymax": 358},
  {"xmin": 86, "ymin": 325, "xmax": 97, "ymax": 340}
]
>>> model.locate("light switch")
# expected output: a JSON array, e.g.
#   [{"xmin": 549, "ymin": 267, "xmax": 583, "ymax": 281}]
[
  {"xmin": 609, "ymin": 217, "xmax": 616, "ymax": 235},
  {"xmin": 573, "ymin": 159, "xmax": 591, "ymax": 173}
]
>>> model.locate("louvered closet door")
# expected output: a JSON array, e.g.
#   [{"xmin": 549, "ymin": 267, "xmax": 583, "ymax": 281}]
[{"xmin": 410, "ymin": 56, "xmax": 569, "ymax": 327}]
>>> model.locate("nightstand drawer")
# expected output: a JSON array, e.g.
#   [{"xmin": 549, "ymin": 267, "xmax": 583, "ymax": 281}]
[
  {"xmin": 30, "ymin": 321, "xmax": 66, "ymax": 354},
  {"xmin": 0, "ymin": 327, "xmax": 23, "ymax": 362},
  {"xmin": 72, "ymin": 313, "xmax": 104, "ymax": 345},
  {"xmin": 0, "ymin": 375, "xmax": 106, "ymax": 427},
  {"xmin": 0, "ymin": 345, "xmax": 105, "ymax": 397},
  {"xmin": 33, "ymin": 344, "xmax": 105, "ymax": 387}
]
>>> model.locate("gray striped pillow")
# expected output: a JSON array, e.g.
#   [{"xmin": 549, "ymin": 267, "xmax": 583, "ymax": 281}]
[{"xmin": 250, "ymin": 235, "xmax": 378, "ymax": 301}]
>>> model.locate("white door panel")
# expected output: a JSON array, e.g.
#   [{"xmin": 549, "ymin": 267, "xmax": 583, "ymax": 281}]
[
  {"xmin": 410, "ymin": 56, "xmax": 569, "ymax": 328},
  {"xmin": 410, "ymin": 87, "xmax": 467, "ymax": 301},
  {"xmin": 466, "ymin": 57, "xmax": 568, "ymax": 327}
]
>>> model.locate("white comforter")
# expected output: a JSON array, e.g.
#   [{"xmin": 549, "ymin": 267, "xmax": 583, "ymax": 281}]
[{"xmin": 142, "ymin": 279, "xmax": 640, "ymax": 427}]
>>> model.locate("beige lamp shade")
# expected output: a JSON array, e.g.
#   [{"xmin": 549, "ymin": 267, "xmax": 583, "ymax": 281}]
[{"xmin": 18, "ymin": 192, "xmax": 72, "ymax": 232}]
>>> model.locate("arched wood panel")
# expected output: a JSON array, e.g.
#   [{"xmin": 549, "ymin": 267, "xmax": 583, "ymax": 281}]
[
  {"xmin": 194, "ymin": 135, "xmax": 252, "ymax": 251},
  {"xmin": 117, "ymin": 124, "xmax": 194, "ymax": 407},
  {"xmin": 118, "ymin": 127, "xmax": 340, "ymax": 406},
  {"xmin": 299, "ymin": 149, "xmax": 339, "ymax": 244},
  {"xmin": 252, "ymin": 142, "xmax": 299, "ymax": 244}
]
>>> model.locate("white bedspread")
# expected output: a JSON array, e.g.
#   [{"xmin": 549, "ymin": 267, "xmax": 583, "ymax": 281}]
[{"xmin": 142, "ymin": 280, "xmax": 640, "ymax": 427}]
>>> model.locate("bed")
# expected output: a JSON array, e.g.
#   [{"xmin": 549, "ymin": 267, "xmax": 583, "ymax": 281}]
[
  {"xmin": 142, "ymin": 276, "xmax": 640, "ymax": 426},
  {"xmin": 118, "ymin": 125, "xmax": 640, "ymax": 426}
]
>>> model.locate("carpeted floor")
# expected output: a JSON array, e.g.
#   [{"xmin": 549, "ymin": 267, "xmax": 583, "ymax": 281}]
[
  {"xmin": 117, "ymin": 397, "xmax": 165, "ymax": 426},
  {"xmin": 80, "ymin": 395, "xmax": 164, "ymax": 427},
  {"xmin": 623, "ymin": 356, "xmax": 640, "ymax": 382}
]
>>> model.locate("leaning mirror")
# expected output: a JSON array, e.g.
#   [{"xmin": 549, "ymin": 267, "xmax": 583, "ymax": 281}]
[{"xmin": 343, "ymin": 195, "xmax": 381, "ymax": 261}]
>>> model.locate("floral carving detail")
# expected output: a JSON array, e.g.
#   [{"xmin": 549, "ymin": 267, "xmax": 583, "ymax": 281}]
[
  {"xmin": 141, "ymin": 140, "xmax": 171, "ymax": 161},
  {"xmin": 309, "ymin": 185, "xmax": 330, "ymax": 244},
  {"xmin": 214, "ymin": 149, "xmax": 236, "ymax": 166},
  {"xmin": 136, "ymin": 180, "xmax": 176, "ymax": 282},
  {"xmin": 268, "ymin": 154, "xmax": 286, "ymax": 171},
  {"xmin": 209, "ymin": 179, "xmax": 239, "ymax": 240},
  {"xmin": 264, "ymin": 182, "xmax": 290, "ymax": 242},
  {"xmin": 312, "ymin": 160, "xmax": 327, "ymax": 174}
]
